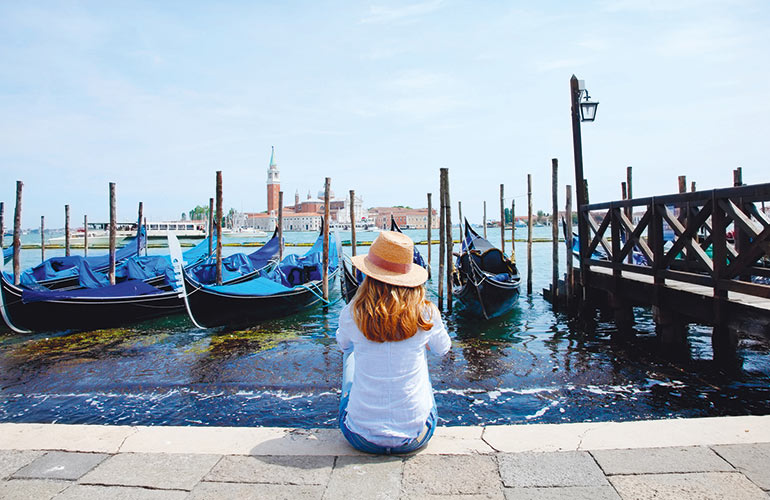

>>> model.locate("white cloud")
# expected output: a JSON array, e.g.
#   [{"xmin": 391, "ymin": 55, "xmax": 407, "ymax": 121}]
[
  {"xmin": 360, "ymin": 0, "xmax": 444, "ymax": 24},
  {"xmin": 536, "ymin": 59, "xmax": 586, "ymax": 73}
]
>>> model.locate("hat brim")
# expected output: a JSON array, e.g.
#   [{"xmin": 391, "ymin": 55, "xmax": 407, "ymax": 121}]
[{"xmin": 350, "ymin": 254, "xmax": 428, "ymax": 287}]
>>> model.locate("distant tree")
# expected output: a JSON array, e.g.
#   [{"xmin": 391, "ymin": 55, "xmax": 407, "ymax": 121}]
[
  {"xmin": 188, "ymin": 205, "xmax": 209, "ymax": 221},
  {"xmin": 504, "ymin": 208, "xmax": 511, "ymax": 224},
  {"xmin": 181, "ymin": 213, "xmax": 187, "ymax": 221}
]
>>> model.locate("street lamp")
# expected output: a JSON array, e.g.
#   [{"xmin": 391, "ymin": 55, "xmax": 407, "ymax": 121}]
[
  {"xmin": 577, "ymin": 80, "xmax": 599, "ymax": 122},
  {"xmin": 569, "ymin": 75, "xmax": 598, "ymax": 275}
]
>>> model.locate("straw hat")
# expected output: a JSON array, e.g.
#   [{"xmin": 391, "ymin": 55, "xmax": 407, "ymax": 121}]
[{"xmin": 351, "ymin": 231, "xmax": 428, "ymax": 287}]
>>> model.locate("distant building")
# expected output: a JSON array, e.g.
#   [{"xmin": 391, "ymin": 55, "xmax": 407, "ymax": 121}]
[
  {"xmin": 243, "ymin": 148, "xmax": 353, "ymax": 231},
  {"xmin": 266, "ymin": 146, "xmax": 280, "ymax": 214},
  {"xmin": 368, "ymin": 207, "xmax": 438, "ymax": 229}
]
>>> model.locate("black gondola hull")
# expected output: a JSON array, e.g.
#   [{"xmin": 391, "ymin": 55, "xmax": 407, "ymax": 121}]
[
  {"xmin": 183, "ymin": 270, "xmax": 339, "ymax": 328},
  {"xmin": 342, "ymin": 259, "xmax": 359, "ymax": 303},
  {"xmin": 0, "ymin": 274, "xmax": 184, "ymax": 332},
  {"xmin": 453, "ymin": 220, "xmax": 521, "ymax": 319},
  {"xmin": 453, "ymin": 278, "xmax": 520, "ymax": 319}
]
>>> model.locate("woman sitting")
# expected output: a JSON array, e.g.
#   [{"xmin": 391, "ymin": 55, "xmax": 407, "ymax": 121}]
[{"xmin": 336, "ymin": 231, "xmax": 450, "ymax": 454}]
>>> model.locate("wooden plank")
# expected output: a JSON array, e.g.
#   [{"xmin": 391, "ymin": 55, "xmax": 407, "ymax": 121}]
[
  {"xmin": 719, "ymin": 279, "xmax": 770, "ymax": 299},
  {"xmin": 663, "ymin": 269, "xmax": 714, "ymax": 288}
]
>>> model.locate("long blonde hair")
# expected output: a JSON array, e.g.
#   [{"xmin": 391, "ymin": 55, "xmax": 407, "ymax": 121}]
[{"xmin": 351, "ymin": 277, "xmax": 434, "ymax": 342}]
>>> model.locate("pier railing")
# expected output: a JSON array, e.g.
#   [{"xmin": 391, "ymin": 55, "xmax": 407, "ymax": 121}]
[{"xmin": 578, "ymin": 183, "xmax": 770, "ymax": 304}]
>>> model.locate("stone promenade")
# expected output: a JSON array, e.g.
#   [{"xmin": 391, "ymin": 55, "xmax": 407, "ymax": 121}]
[{"xmin": 1, "ymin": 415, "xmax": 770, "ymax": 499}]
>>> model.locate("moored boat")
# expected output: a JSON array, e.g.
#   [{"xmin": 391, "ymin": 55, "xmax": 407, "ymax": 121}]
[
  {"xmin": 173, "ymin": 230, "xmax": 339, "ymax": 329},
  {"xmin": 453, "ymin": 219, "xmax": 520, "ymax": 319}
]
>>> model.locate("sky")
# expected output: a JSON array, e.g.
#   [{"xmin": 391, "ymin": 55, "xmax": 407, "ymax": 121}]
[{"xmin": 1, "ymin": 0, "xmax": 768, "ymax": 228}]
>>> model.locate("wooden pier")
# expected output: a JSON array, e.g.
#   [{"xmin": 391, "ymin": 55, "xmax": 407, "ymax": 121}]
[{"xmin": 571, "ymin": 182, "xmax": 770, "ymax": 367}]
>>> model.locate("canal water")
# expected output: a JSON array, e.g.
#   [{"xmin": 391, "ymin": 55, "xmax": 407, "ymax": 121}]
[{"xmin": 1, "ymin": 227, "xmax": 769, "ymax": 427}]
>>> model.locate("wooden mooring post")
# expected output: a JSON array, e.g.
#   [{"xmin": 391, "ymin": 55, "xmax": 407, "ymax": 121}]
[
  {"xmin": 40, "ymin": 216, "xmax": 45, "ymax": 262},
  {"xmin": 278, "ymin": 191, "xmax": 284, "ymax": 261},
  {"xmin": 426, "ymin": 193, "xmax": 432, "ymax": 280},
  {"xmin": 443, "ymin": 168, "xmax": 453, "ymax": 314},
  {"xmin": 108, "ymin": 182, "xmax": 116, "ymax": 285},
  {"xmin": 438, "ymin": 172, "xmax": 445, "ymax": 310},
  {"xmin": 137, "ymin": 202, "xmax": 143, "ymax": 256},
  {"xmin": 322, "ymin": 177, "xmax": 331, "ymax": 304},
  {"xmin": 208, "ymin": 198, "xmax": 214, "ymax": 258},
  {"xmin": 438, "ymin": 168, "xmax": 447, "ymax": 310},
  {"xmin": 83, "ymin": 215, "xmax": 88, "ymax": 256},
  {"xmin": 215, "ymin": 172, "xmax": 223, "ymax": 286},
  {"xmin": 551, "ymin": 159, "xmax": 559, "ymax": 308},
  {"xmin": 13, "ymin": 181, "xmax": 22, "ymax": 286},
  {"xmin": 349, "ymin": 190, "xmax": 356, "ymax": 258},
  {"xmin": 0, "ymin": 201, "xmax": 4, "ymax": 250},
  {"xmin": 458, "ymin": 201, "xmax": 463, "ymax": 227},
  {"xmin": 499, "ymin": 184, "xmax": 505, "ymax": 253},
  {"xmin": 565, "ymin": 185, "xmax": 573, "ymax": 308},
  {"xmin": 527, "ymin": 174, "xmax": 533, "ymax": 295},
  {"xmin": 511, "ymin": 199, "xmax": 515, "ymax": 258},
  {"xmin": 483, "ymin": 201, "xmax": 487, "ymax": 239},
  {"xmin": 64, "ymin": 204, "xmax": 70, "ymax": 257}
]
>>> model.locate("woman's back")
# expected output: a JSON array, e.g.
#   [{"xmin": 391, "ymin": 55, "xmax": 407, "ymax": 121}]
[{"xmin": 337, "ymin": 303, "xmax": 449, "ymax": 446}]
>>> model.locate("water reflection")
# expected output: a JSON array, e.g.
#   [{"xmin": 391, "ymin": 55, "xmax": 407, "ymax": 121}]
[{"xmin": 2, "ymin": 234, "xmax": 770, "ymax": 427}]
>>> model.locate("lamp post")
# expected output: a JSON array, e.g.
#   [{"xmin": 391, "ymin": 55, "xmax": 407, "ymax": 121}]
[{"xmin": 569, "ymin": 74, "xmax": 599, "ymax": 275}]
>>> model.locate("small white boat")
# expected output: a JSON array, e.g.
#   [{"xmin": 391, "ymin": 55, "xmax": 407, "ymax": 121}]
[
  {"xmin": 146, "ymin": 221, "xmax": 207, "ymax": 239},
  {"xmin": 231, "ymin": 227, "xmax": 268, "ymax": 237}
]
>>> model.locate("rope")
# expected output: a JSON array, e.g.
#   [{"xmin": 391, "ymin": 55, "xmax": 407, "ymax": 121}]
[{"xmin": 298, "ymin": 281, "xmax": 344, "ymax": 307}]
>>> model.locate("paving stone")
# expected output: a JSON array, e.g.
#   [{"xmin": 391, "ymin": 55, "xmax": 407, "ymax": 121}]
[
  {"xmin": 205, "ymin": 455, "xmax": 334, "ymax": 485},
  {"xmin": 503, "ymin": 486, "xmax": 621, "ymax": 500},
  {"xmin": 402, "ymin": 454, "xmax": 501, "ymax": 496},
  {"xmin": 609, "ymin": 472, "xmax": 768, "ymax": 500},
  {"xmin": 12, "ymin": 451, "xmax": 108, "ymax": 480},
  {"xmin": 405, "ymin": 491, "xmax": 505, "ymax": 500},
  {"xmin": 55, "ymin": 484, "xmax": 188, "ymax": 499},
  {"xmin": 498, "ymin": 451, "xmax": 608, "ymax": 488},
  {"xmin": 0, "ymin": 479, "xmax": 69, "ymax": 500},
  {"xmin": 79, "ymin": 452, "xmax": 221, "ymax": 491},
  {"xmin": 712, "ymin": 442, "xmax": 770, "ymax": 490},
  {"xmin": 0, "ymin": 450, "xmax": 45, "ymax": 479},
  {"xmin": 188, "ymin": 481, "xmax": 324, "ymax": 499},
  {"xmin": 591, "ymin": 446, "xmax": 734, "ymax": 475},
  {"xmin": 322, "ymin": 455, "xmax": 402, "ymax": 500}
]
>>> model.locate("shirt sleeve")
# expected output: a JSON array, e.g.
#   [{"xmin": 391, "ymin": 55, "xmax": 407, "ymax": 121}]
[
  {"xmin": 425, "ymin": 303, "xmax": 451, "ymax": 356},
  {"xmin": 335, "ymin": 304, "xmax": 354, "ymax": 353}
]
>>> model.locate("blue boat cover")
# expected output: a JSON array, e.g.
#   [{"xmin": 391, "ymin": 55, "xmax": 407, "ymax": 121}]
[
  {"xmin": 114, "ymin": 237, "xmax": 215, "ymax": 286},
  {"xmin": 199, "ymin": 232, "xmax": 337, "ymax": 295},
  {"xmin": 20, "ymin": 256, "xmax": 109, "ymax": 290},
  {"xmin": 188, "ymin": 234, "xmax": 281, "ymax": 285},
  {"xmin": 21, "ymin": 279, "xmax": 165, "ymax": 303},
  {"xmin": 20, "ymin": 227, "xmax": 147, "ymax": 285},
  {"xmin": 80, "ymin": 227, "xmax": 148, "ymax": 271},
  {"xmin": 203, "ymin": 276, "xmax": 295, "ymax": 296}
]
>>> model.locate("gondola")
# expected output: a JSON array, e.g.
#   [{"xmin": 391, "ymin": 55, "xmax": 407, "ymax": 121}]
[
  {"xmin": 0, "ymin": 235, "xmax": 220, "ymax": 334},
  {"xmin": 453, "ymin": 219, "xmax": 520, "ymax": 319},
  {"xmin": 0, "ymin": 270, "xmax": 185, "ymax": 334},
  {"xmin": 173, "ymin": 229, "xmax": 340, "ymax": 329},
  {"xmin": 3, "ymin": 245, "xmax": 12, "ymax": 265},
  {"xmin": 341, "ymin": 215, "xmax": 427, "ymax": 303}
]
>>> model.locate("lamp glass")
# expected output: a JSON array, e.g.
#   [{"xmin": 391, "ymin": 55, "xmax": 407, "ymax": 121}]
[{"xmin": 580, "ymin": 101, "xmax": 598, "ymax": 122}]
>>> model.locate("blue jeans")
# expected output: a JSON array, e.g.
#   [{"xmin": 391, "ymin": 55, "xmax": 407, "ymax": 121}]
[{"xmin": 338, "ymin": 350, "xmax": 438, "ymax": 455}]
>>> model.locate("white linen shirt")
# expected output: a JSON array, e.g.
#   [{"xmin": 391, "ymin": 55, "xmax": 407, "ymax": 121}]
[{"xmin": 336, "ymin": 302, "xmax": 451, "ymax": 447}]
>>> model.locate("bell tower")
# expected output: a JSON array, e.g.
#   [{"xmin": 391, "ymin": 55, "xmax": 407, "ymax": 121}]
[{"xmin": 266, "ymin": 146, "xmax": 280, "ymax": 213}]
